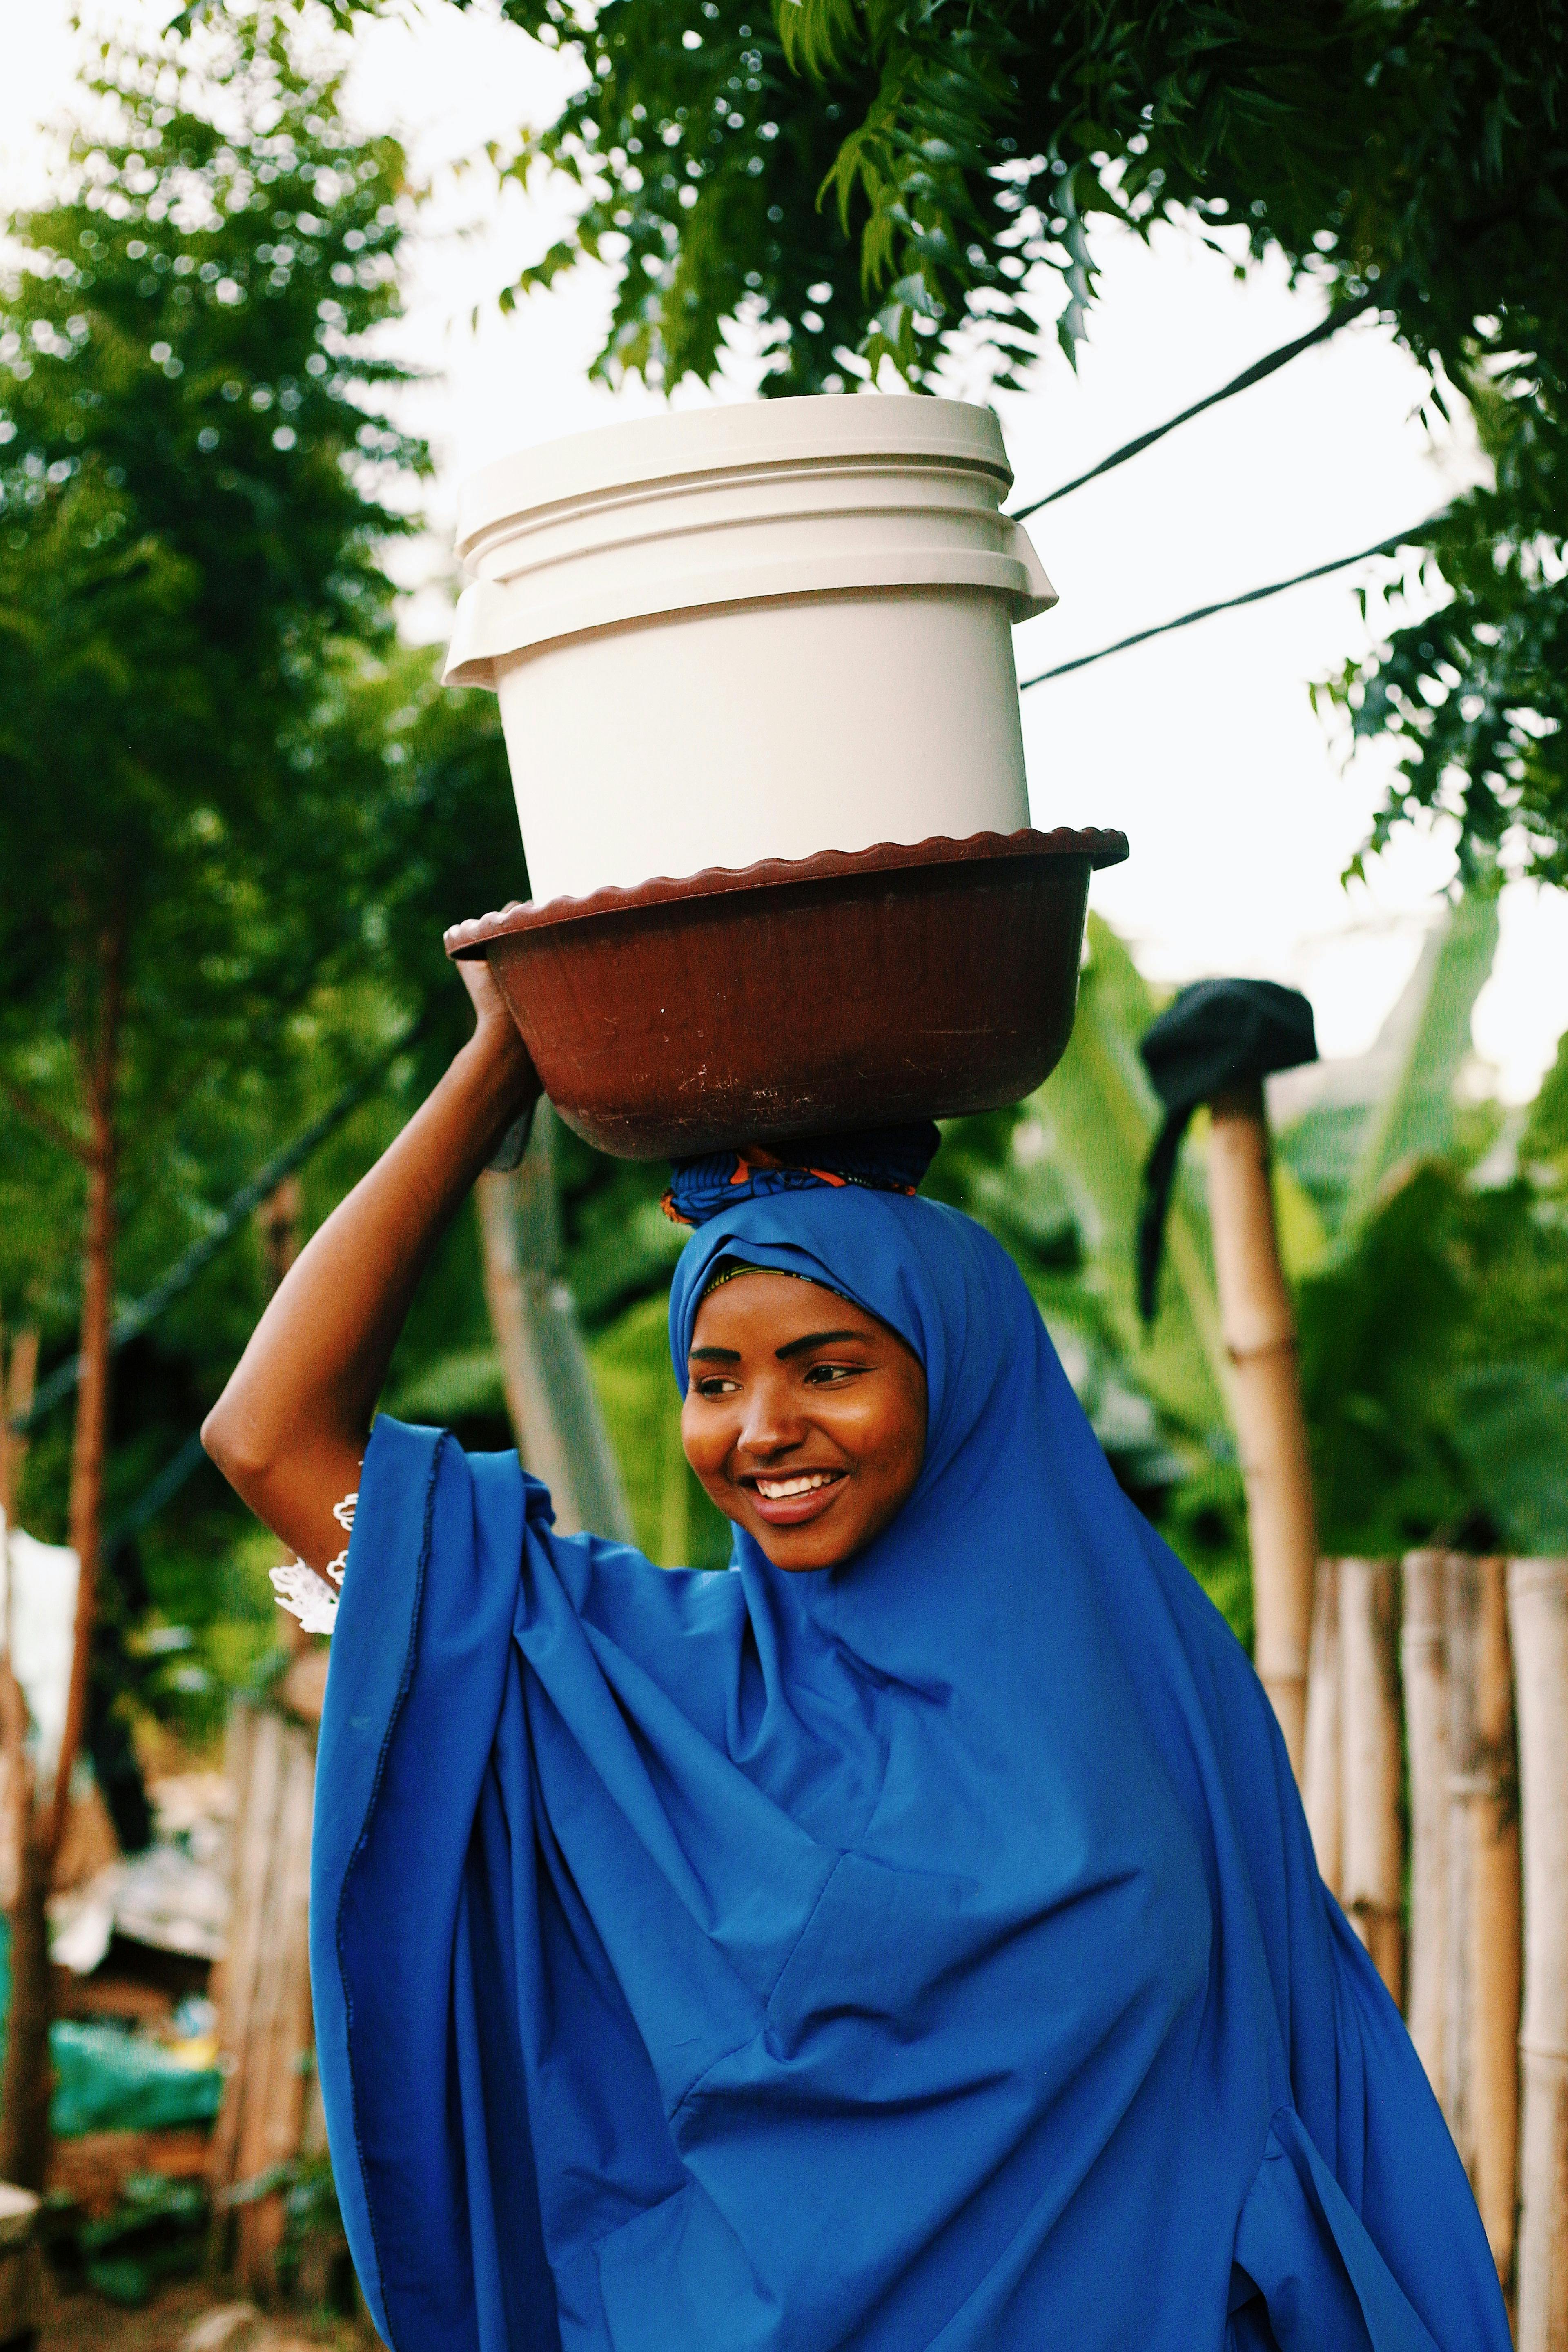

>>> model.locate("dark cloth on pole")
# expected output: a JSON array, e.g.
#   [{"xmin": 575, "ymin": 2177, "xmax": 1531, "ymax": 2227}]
[{"xmin": 1137, "ymin": 980, "xmax": 1318, "ymax": 1323}]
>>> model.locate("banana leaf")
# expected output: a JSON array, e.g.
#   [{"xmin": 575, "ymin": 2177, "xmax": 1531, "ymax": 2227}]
[
  {"xmin": 1449, "ymin": 1364, "xmax": 1568, "ymax": 1553},
  {"xmin": 1274, "ymin": 891, "xmax": 1501, "ymax": 1237},
  {"xmin": 1018, "ymin": 916, "xmax": 1230, "ymax": 1441}
]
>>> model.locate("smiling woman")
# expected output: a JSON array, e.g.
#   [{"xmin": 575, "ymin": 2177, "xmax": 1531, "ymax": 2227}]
[
  {"xmin": 682, "ymin": 1270, "xmax": 927, "ymax": 1567},
  {"xmin": 200, "ymin": 963, "xmax": 1512, "ymax": 2352}
]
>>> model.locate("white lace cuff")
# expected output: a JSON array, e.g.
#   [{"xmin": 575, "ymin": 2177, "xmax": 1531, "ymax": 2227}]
[
  {"xmin": 270, "ymin": 1559, "xmax": 341, "ymax": 1635},
  {"xmin": 271, "ymin": 1486, "xmax": 356, "ymax": 1635}
]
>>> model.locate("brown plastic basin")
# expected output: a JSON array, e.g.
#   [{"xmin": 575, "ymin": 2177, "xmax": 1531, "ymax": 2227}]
[{"xmin": 445, "ymin": 826, "xmax": 1128, "ymax": 1160}]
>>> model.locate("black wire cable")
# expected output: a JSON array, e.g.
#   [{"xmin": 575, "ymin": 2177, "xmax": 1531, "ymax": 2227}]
[
  {"xmin": 1010, "ymin": 292, "xmax": 1380, "ymax": 522},
  {"xmin": 1017, "ymin": 520, "xmax": 1437, "ymax": 692},
  {"xmin": 102, "ymin": 1430, "xmax": 209, "ymax": 1562}
]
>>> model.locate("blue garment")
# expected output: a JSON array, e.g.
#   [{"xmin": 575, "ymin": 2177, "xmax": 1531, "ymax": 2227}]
[{"xmin": 311, "ymin": 1188, "xmax": 1508, "ymax": 2352}]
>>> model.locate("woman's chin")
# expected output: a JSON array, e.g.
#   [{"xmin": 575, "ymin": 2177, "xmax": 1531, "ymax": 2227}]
[{"xmin": 743, "ymin": 1506, "xmax": 880, "ymax": 1574}]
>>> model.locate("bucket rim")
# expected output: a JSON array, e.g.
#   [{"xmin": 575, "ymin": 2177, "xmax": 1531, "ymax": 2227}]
[
  {"xmin": 454, "ymin": 396, "xmax": 1016, "ymax": 565},
  {"xmin": 444, "ymin": 825, "xmax": 1129, "ymax": 957}
]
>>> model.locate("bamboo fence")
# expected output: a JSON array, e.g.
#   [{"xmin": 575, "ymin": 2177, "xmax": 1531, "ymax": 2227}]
[
  {"xmin": 1309, "ymin": 1550, "xmax": 1568, "ymax": 2342},
  {"xmin": 1339, "ymin": 1559, "xmax": 1405, "ymax": 2004},
  {"xmin": 1206, "ymin": 1086, "xmax": 1317, "ymax": 1777},
  {"xmin": 209, "ymin": 1697, "xmax": 319, "ymax": 2294},
  {"xmin": 1510, "ymin": 1561, "xmax": 1568, "ymax": 2352}
]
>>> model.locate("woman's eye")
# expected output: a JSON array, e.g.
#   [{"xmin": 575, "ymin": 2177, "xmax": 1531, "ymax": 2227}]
[
  {"xmin": 804, "ymin": 1362, "xmax": 860, "ymax": 1385},
  {"xmin": 695, "ymin": 1376, "xmax": 738, "ymax": 1399}
]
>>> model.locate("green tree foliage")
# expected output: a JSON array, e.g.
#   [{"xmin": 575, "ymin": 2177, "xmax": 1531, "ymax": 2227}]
[
  {"xmin": 270, "ymin": 0, "xmax": 1568, "ymax": 882},
  {"xmin": 1298, "ymin": 1154, "xmax": 1568, "ymax": 1558},
  {"xmin": 0, "ymin": 10, "xmax": 425, "ymax": 1116},
  {"xmin": 0, "ymin": 11, "xmax": 434, "ymax": 1789},
  {"xmin": 0, "ymin": 7, "xmax": 424, "ymax": 1082},
  {"xmin": 0, "ymin": 637, "xmax": 531, "ymax": 1725},
  {"xmin": 0, "ymin": 7, "xmax": 441, "ymax": 2178},
  {"xmin": 1261, "ymin": 891, "xmax": 1568, "ymax": 1555}
]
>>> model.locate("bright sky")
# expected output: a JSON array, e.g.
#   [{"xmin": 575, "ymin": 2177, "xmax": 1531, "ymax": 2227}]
[{"xmin": 7, "ymin": 0, "xmax": 1568, "ymax": 1098}]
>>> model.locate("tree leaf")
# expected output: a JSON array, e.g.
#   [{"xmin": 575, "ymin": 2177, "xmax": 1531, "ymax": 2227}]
[{"xmin": 1449, "ymin": 1363, "xmax": 1568, "ymax": 1553}]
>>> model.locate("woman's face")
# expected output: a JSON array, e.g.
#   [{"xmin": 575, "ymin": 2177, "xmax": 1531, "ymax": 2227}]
[{"xmin": 682, "ymin": 1271, "xmax": 927, "ymax": 1571}]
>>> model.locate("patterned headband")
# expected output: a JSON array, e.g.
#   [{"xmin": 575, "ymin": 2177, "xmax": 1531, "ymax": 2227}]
[{"xmin": 662, "ymin": 1123, "xmax": 942, "ymax": 1229}]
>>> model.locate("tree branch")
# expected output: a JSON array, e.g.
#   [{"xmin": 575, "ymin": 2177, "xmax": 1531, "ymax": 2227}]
[{"xmin": 0, "ymin": 1073, "xmax": 90, "ymax": 1167}]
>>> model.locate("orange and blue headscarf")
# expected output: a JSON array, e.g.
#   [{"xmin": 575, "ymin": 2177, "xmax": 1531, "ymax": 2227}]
[{"xmin": 661, "ymin": 1120, "xmax": 940, "ymax": 1228}]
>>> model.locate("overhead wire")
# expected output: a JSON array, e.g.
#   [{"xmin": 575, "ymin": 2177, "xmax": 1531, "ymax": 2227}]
[
  {"xmin": 102, "ymin": 1430, "xmax": 209, "ymax": 1563},
  {"xmin": 1017, "ymin": 523, "xmax": 1435, "ymax": 692},
  {"xmin": 1009, "ymin": 291, "xmax": 1381, "ymax": 521}
]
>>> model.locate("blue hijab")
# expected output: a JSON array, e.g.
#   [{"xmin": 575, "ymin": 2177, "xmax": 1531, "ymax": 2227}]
[{"xmin": 311, "ymin": 1187, "xmax": 1507, "ymax": 2352}]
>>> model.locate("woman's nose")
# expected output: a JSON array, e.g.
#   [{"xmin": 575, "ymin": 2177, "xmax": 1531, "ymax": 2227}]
[{"xmin": 736, "ymin": 1375, "xmax": 806, "ymax": 1457}]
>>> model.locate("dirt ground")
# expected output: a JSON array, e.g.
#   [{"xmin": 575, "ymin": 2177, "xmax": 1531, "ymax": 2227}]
[{"xmin": 36, "ymin": 2272, "xmax": 375, "ymax": 2352}]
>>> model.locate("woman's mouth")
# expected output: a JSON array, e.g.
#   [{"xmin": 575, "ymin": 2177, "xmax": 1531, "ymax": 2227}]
[{"xmin": 742, "ymin": 1469, "xmax": 848, "ymax": 1527}]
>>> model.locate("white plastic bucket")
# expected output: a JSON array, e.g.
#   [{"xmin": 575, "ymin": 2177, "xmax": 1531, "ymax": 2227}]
[{"xmin": 443, "ymin": 396, "xmax": 1056, "ymax": 906}]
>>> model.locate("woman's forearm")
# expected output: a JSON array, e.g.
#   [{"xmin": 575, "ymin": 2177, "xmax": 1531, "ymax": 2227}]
[{"xmin": 203, "ymin": 990, "xmax": 539, "ymax": 1568}]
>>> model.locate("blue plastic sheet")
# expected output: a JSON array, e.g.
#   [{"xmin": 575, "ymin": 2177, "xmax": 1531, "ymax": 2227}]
[
  {"xmin": 0, "ymin": 1918, "xmax": 225, "ymax": 2138},
  {"xmin": 48, "ymin": 2021, "xmax": 224, "ymax": 2138}
]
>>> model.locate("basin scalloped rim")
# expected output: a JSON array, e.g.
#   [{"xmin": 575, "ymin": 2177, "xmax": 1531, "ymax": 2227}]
[{"xmin": 444, "ymin": 825, "xmax": 1129, "ymax": 958}]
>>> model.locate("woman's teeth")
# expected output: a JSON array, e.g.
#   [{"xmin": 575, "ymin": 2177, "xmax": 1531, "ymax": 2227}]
[{"xmin": 753, "ymin": 1472, "xmax": 840, "ymax": 1500}]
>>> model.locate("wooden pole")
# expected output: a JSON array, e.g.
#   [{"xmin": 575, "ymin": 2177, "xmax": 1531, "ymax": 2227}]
[
  {"xmin": 475, "ymin": 1105, "xmax": 633, "ymax": 1543},
  {"xmin": 1401, "ymin": 1550, "xmax": 1450, "ymax": 2093},
  {"xmin": 1508, "ymin": 1558, "xmax": 1568, "ymax": 2352},
  {"xmin": 234, "ymin": 1723, "xmax": 314, "ymax": 2291},
  {"xmin": 1302, "ymin": 1558, "xmax": 1342, "ymax": 1895},
  {"xmin": 0, "ymin": 1327, "xmax": 39, "ymax": 1535},
  {"xmin": 1338, "ymin": 1558, "xmax": 1403, "ymax": 2002},
  {"xmin": 1206, "ymin": 1082, "xmax": 1317, "ymax": 1778},
  {"xmin": 0, "ymin": 1815, "xmax": 52, "ymax": 2192},
  {"xmin": 0, "ymin": 1330, "xmax": 40, "ymax": 2189},
  {"xmin": 209, "ymin": 1709, "xmax": 283, "ymax": 2213},
  {"xmin": 1446, "ymin": 1554, "xmax": 1521, "ymax": 2291},
  {"xmin": 51, "ymin": 927, "xmax": 124, "ymax": 1865},
  {"xmin": 0, "ymin": 1328, "xmax": 39, "ymax": 1919}
]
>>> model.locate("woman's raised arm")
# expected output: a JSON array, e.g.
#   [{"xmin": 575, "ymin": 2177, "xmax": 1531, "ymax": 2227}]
[{"xmin": 202, "ymin": 960, "xmax": 539, "ymax": 1572}]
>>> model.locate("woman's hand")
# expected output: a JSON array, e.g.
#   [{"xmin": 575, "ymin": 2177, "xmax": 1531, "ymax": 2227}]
[
  {"xmin": 452, "ymin": 935, "xmax": 531, "ymax": 1073},
  {"xmin": 202, "ymin": 959, "xmax": 541, "ymax": 1573}
]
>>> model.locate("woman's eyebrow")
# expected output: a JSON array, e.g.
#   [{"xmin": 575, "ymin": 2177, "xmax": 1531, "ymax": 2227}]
[
  {"xmin": 775, "ymin": 1329, "xmax": 870, "ymax": 1361},
  {"xmin": 689, "ymin": 1344, "xmax": 741, "ymax": 1363}
]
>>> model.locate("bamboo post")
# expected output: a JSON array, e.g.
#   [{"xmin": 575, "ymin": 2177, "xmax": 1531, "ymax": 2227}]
[
  {"xmin": 1508, "ymin": 1558, "xmax": 1568, "ymax": 2352},
  {"xmin": 476, "ymin": 1104, "xmax": 633, "ymax": 1542},
  {"xmin": 1338, "ymin": 1558, "xmax": 1403, "ymax": 2002},
  {"xmin": 1401, "ymin": 1550, "xmax": 1450, "ymax": 2092},
  {"xmin": 1446, "ymin": 1555, "xmax": 1521, "ymax": 2290},
  {"xmin": 1207, "ymin": 1082, "xmax": 1317, "ymax": 1778},
  {"xmin": 1302, "ymin": 1558, "xmax": 1342, "ymax": 1895},
  {"xmin": 234, "ymin": 1723, "xmax": 314, "ymax": 2290},
  {"xmin": 204, "ymin": 1703, "xmax": 255, "ymax": 2050},
  {"xmin": 209, "ymin": 1709, "xmax": 283, "ymax": 2205}
]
